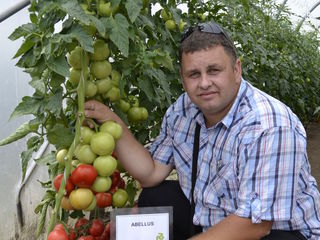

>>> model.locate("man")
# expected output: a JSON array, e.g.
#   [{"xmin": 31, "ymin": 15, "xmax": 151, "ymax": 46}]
[{"xmin": 84, "ymin": 22, "xmax": 320, "ymax": 239}]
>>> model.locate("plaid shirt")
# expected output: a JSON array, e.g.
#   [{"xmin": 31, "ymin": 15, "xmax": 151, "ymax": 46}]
[{"xmin": 149, "ymin": 79, "xmax": 320, "ymax": 239}]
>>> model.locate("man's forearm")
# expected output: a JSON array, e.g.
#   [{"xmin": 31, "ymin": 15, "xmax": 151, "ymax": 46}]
[{"xmin": 190, "ymin": 214, "xmax": 273, "ymax": 240}]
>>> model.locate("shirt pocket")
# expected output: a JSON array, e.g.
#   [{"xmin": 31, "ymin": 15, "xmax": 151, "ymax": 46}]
[{"xmin": 203, "ymin": 160, "xmax": 239, "ymax": 213}]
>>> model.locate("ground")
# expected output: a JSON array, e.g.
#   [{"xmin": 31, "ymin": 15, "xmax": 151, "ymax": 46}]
[{"xmin": 306, "ymin": 122, "xmax": 320, "ymax": 186}]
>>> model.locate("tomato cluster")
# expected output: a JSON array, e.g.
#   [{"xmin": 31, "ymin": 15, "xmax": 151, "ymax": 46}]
[
  {"xmin": 54, "ymin": 120, "xmax": 128, "ymax": 212},
  {"xmin": 67, "ymin": 37, "xmax": 149, "ymax": 124},
  {"xmin": 48, "ymin": 218, "xmax": 111, "ymax": 240}
]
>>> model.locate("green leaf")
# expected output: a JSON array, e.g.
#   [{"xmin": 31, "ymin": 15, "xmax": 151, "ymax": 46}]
[
  {"xmin": 47, "ymin": 123, "xmax": 74, "ymax": 149},
  {"xmin": 68, "ymin": 25, "xmax": 94, "ymax": 53},
  {"xmin": 88, "ymin": 15, "xmax": 105, "ymax": 37},
  {"xmin": 35, "ymin": 191, "xmax": 55, "ymax": 237},
  {"xmin": 137, "ymin": 77, "xmax": 155, "ymax": 102},
  {"xmin": 47, "ymin": 55, "xmax": 70, "ymax": 78},
  {"xmin": 9, "ymin": 23, "xmax": 36, "ymax": 41},
  {"xmin": 145, "ymin": 68, "xmax": 171, "ymax": 104},
  {"xmin": 29, "ymin": 78, "xmax": 45, "ymax": 94},
  {"xmin": 36, "ymin": 201, "xmax": 48, "ymax": 238},
  {"xmin": 125, "ymin": 181, "xmax": 138, "ymax": 206},
  {"xmin": 13, "ymin": 39, "xmax": 36, "ymax": 59},
  {"xmin": 27, "ymin": 136, "xmax": 43, "ymax": 149},
  {"xmin": 241, "ymin": 0, "xmax": 250, "ymax": 13},
  {"xmin": 45, "ymin": 88, "xmax": 63, "ymax": 117},
  {"xmin": 35, "ymin": 152, "xmax": 56, "ymax": 165},
  {"xmin": 0, "ymin": 122, "xmax": 37, "ymax": 146},
  {"xmin": 60, "ymin": 0, "xmax": 90, "ymax": 25},
  {"xmin": 125, "ymin": 0, "xmax": 143, "ymax": 23},
  {"xmin": 106, "ymin": 14, "xmax": 130, "ymax": 57},
  {"xmin": 10, "ymin": 96, "xmax": 43, "ymax": 120}
]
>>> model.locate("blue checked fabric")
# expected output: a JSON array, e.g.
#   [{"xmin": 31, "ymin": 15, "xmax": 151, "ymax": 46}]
[{"xmin": 148, "ymin": 79, "xmax": 320, "ymax": 239}]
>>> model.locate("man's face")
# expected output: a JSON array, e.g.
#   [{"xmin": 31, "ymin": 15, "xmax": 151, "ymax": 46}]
[{"xmin": 180, "ymin": 45, "xmax": 242, "ymax": 127}]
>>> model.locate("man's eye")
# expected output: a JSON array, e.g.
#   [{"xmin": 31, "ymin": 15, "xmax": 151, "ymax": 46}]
[
  {"xmin": 208, "ymin": 69, "xmax": 219, "ymax": 74},
  {"xmin": 189, "ymin": 72, "xmax": 200, "ymax": 78}
]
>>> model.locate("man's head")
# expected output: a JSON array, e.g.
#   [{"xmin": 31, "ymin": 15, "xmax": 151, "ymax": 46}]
[
  {"xmin": 179, "ymin": 22, "xmax": 241, "ymax": 127},
  {"xmin": 179, "ymin": 22, "xmax": 237, "ymax": 66}
]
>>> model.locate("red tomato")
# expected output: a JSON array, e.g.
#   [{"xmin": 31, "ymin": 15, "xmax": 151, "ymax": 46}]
[
  {"xmin": 75, "ymin": 217, "xmax": 90, "ymax": 235},
  {"xmin": 89, "ymin": 219, "xmax": 105, "ymax": 237},
  {"xmin": 47, "ymin": 229, "xmax": 69, "ymax": 240},
  {"xmin": 95, "ymin": 192, "xmax": 112, "ymax": 208},
  {"xmin": 71, "ymin": 164, "xmax": 98, "ymax": 188},
  {"xmin": 78, "ymin": 236, "xmax": 95, "ymax": 240},
  {"xmin": 68, "ymin": 227, "xmax": 76, "ymax": 240},
  {"xmin": 117, "ymin": 178, "xmax": 125, "ymax": 189},
  {"xmin": 53, "ymin": 223, "xmax": 65, "ymax": 231},
  {"xmin": 111, "ymin": 171, "xmax": 120, "ymax": 188},
  {"xmin": 95, "ymin": 222, "xmax": 110, "ymax": 240},
  {"xmin": 53, "ymin": 174, "xmax": 75, "ymax": 196}
]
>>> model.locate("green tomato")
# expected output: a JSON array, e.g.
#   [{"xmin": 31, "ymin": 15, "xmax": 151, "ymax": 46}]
[
  {"xmin": 75, "ymin": 144, "xmax": 97, "ymax": 164},
  {"xmin": 67, "ymin": 46, "xmax": 89, "ymax": 69},
  {"xmin": 80, "ymin": 126, "xmax": 95, "ymax": 144},
  {"xmin": 100, "ymin": 120, "xmax": 123, "ymax": 140},
  {"xmin": 90, "ymin": 60, "xmax": 112, "ymax": 79},
  {"xmin": 161, "ymin": 9, "xmax": 171, "ymax": 21},
  {"xmin": 56, "ymin": 148, "xmax": 68, "ymax": 166},
  {"xmin": 111, "ymin": 70, "xmax": 121, "ymax": 87},
  {"xmin": 84, "ymin": 195, "xmax": 96, "ymax": 211},
  {"xmin": 165, "ymin": 20, "xmax": 176, "ymax": 31},
  {"xmin": 98, "ymin": 2, "xmax": 112, "ymax": 17},
  {"xmin": 179, "ymin": 19, "xmax": 187, "ymax": 32},
  {"xmin": 112, "ymin": 189, "xmax": 128, "ymax": 208},
  {"xmin": 104, "ymin": 87, "xmax": 120, "ymax": 102},
  {"xmin": 128, "ymin": 95, "xmax": 139, "ymax": 107},
  {"xmin": 69, "ymin": 67, "xmax": 89, "ymax": 86},
  {"xmin": 93, "ymin": 155, "xmax": 118, "ymax": 177},
  {"xmin": 85, "ymin": 80, "xmax": 98, "ymax": 98},
  {"xmin": 92, "ymin": 176, "xmax": 112, "ymax": 192},
  {"xmin": 140, "ymin": 107, "xmax": 149, "ymax": 121},
  {"xmin": 90, "ymin": 39, "xmax": 110, "ymax": 61},
  {"xmin": 127, "ymin": 106, "xmax": 142, "ymax": 123},
  {"xmin": 90, "ymin": 132, "xmax": 115, "ymax": 156},
  {"xmin": 96, "ymin": 77, "xmax": 113, "ymax": 94},
  {"xmin": 83, "ymin": 23, "xmax": 97, "ymax": 36},
  {"xmin": 116, "ymin": 99, "xmax": 130, "ymax": 113}
]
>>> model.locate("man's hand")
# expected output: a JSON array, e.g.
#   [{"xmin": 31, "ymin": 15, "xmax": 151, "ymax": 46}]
[
  {"xmin": 190, "ymin": 214, "xmax": 272, "ymax": 240},
  {"xmin": 84, "ymin": 99, "xmax": 120, "ymax": 125}
]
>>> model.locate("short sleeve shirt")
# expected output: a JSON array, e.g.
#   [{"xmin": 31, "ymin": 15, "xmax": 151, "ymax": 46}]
[{"xmin": 148, "ymin": 79, "xmax": 320, "ymax": 239}]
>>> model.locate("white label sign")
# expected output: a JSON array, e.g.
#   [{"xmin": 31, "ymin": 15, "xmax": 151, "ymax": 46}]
[{"xmin": 116, "ymin": 212, "xmax": 169, "ymax": 240}]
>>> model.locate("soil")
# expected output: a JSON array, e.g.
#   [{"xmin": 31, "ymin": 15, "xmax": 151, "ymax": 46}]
[{"xmin": 306, "ymin": 122, "xmax": 320, "ymax": 186}]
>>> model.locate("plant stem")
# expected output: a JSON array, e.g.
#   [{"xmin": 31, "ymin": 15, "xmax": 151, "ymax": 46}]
[{"xmin": 46, "ymin": 50, "xmax": 87, "ymax": 237}]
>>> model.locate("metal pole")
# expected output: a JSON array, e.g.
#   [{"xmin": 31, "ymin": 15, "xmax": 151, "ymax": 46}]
[
  {"xmin": 296, "ymin": 0, "xmax": 320, "ymax": 31},
  {"xmin": 0, "ymin": 0, "xmax": 30, "ymax": 23},
  {"xmin": 276, "ymin": 0, "xmax": 289, "ymax": 19}
]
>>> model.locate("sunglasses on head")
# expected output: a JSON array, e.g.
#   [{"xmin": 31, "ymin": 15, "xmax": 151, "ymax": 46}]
[{"xmin": 180, "ymin": 21, "xmax": 233, "ymax": 45}]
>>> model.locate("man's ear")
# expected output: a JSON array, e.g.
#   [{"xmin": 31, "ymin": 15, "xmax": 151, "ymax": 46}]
[
  {"xmin": 234, "ymin": 58, "xmax": 242, "ymax": 83},
  {"xmin": 179, "ymin": 68, "xmax": 186, "ymax": 90}
]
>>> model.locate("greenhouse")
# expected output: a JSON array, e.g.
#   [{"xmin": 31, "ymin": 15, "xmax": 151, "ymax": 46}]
[{"xmin": 0, "ymin": 0, "xmax": 320, "ymax": 239}]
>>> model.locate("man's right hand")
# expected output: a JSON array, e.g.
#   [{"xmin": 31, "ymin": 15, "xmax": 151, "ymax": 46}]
[{"xmin": 84, "ymin": 99, "xmax": 120, "ymax": 125}]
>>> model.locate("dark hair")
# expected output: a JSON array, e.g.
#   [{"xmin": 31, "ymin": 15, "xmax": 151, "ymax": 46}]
[{"xmin": 179, "ymin": 23, "xmax": 237, "ymax": 65}]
